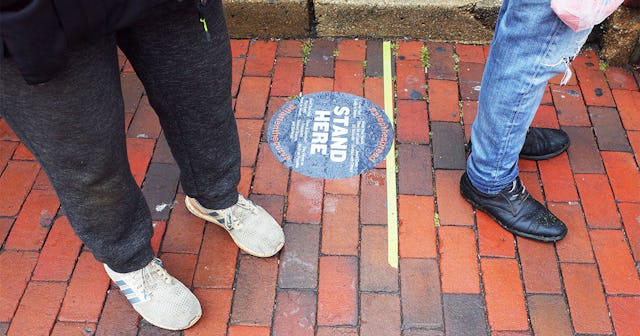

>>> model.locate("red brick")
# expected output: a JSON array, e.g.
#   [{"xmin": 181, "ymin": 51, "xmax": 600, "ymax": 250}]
[
  {"xmin": 540, "ymin": 85, "xmax": 553, "ymax": 105},
  {"xmin": 51, "ymin": 322, "xmax": 97, "ymax": 336},
  {"xmin": 193, "ymin": 224, "xmax": 238, "ymax": 288},
  {"xmin": 0, "ymin": 161, "xmax": 40, "ymax": 216},
  {"xmin": 590, "ymin": 106, "xmax": 634, "ymax": 153},
  {"xmin": 363, "ymin": 78, "xmax": 384, "ymax": 112},
  {"xmin": 5, "ymin": 188, "xmax": 59, "ymax": 250},
  {"xmin": 439, "ymin": 226, "xmax": 480, "ymax": 294},
  {"xmin": 396, "ymin": 41, "xmax": 424, "ymax": 61},
  {"xmin": 528, "ymin": 294, "xmax": 573, "ymax": 336},
  {"xmin": 517, "ymin": 238, "xmax": 562, "ymax": 294},
  {"xmin": 0, "ymin": 251, "xmax": 38, "ymax": 322},
  {"xmin": 455, "ymin": 44, "xmax": 485, "ymax": 63},
  {"xmin": 0, "ymin": 118, "xmax": 19, "ymax": 141},
  {"xmin": 272, "ymin": 290, "xmax": 316, "ymax": 336},
  {"xmin": 398, "ymin": 195, "xmax": 436, "ymax": 258},
  {"xmin": 480, "ymin": 258, "xmax": 529, "ymax": 331},
  {"xmin": 334, "ymin": 60, "xmax": 364, "ymax": 96},
  {"xmin": 94, "ymin": 290, "xmax": 139, "ymax": 335},
  {"xmin": 605, "ymin": 67, "xmax": 638, "ymax": 90},
  {"xmin": 435, "ymin": 170, "xmax": 474, "ymax": 225},
  {"xmin": 126, "ymin": 137, "xmax": 155, "ymax": 186},
  {"xmin": 250, "ymin": 193, "xmax": 285, "ymax": 227},
  {"xmin": 564, "ymin": 125, "xmax": 605, "ymax": 174},
  {"xmin": 538, "ymin": 153, "xmax": 578, "ymax": 202},
  {"xmin": 253, "ymin": 143, "xmax": 289, "ymax": 195},
  {"xmin": 360, "ymin": 169, "xmax": 388, "ymax": 225},
  {"xmin": 321, "ymin": 194, "xmax": 359, "ymax": 255},
  {"xmin": 608, "ymin": 296, "xmax": 640, "ymax": 336},
  {"xmin": 271, "ymin": 57, "xmax": 303, "ymax": 97},
  {"xmin": 159, "ymin": 252, "xmax": 197, "ymax": 288},
  {"xmin": 427, "ymin": 79, "xmax": 460, "ymax": 122},
  {"xmin": 0, "ymin": 217, "xmax": 12, "ymax": 247},
  {"xmin": 553, "ymin": 202, "xmax": 594, "ymax": 262},
  {"xmin": 575, "ymin": 174, "xmax": 620, "ymax": 228},
  {"xmin": 7, "ymin": 282, "xmax": 66, "ymax": 336},
  {"xmin": 576, "ymin": 67, "xmax": 615, "ymax": 107},
  {"xmin": 305, "ymin": 40, "xmax": 336, "ymax": 78},
  {"xmin": 231, "ymin": 256, "xmax": 278, "ymax": 326},
  {"xmin": 361, "ymin": 293, "xmax": 402, "ymax": 336},
  {"xmin": 337, "ymin": 39, "xmax": 366, "ymax": 61},
  {"xmin": 235, "ymin": 77, "xmax": 271, "ymax": 119},
  {"xmin": 400, "ymin": 259, "xmax": 444, "ymax": 330},
  {"xmin": 0, "ymin": 141, "xmax": 17, "ymax": 168},
  {"xmin": 228, "ymin": 325, "xmax": 270, "ymax": 336},
  {"xmin": 458, "ymin": 62, "xmax": 483, "ymax": 101},
  {"xmin": 317, "ymin": 256, "xmax": 358, "ymax": 326},
  {"xmin": 426, "ymin": 42, "xmax": 456, "ymax": 80},
  {"xmin": 12, "ymin": 143, "xmax": 34, "ymax": 161},
  {"xmin": 302, "ymin": 77, "xmax": 334, "ymax": 95},
  {"xmin": 162, "ymin": 198, "xmax": 205, "ymax": 254},
  {"xmin": 360, "ymin": 226, "xmax": 399, "ymax": 292},
  {"xmin": 277, "ymin": 40, "xmax": 303, "ymax": 58},
  {"xmin": 244, "ymin": 40, "xmax": 276, "ymax": 76},
  {"xmin": 632, "ymin": 130, "xmax": 640, "ymax": 167},
  {"xmin": 237, "ymin": 119, "xmax": 263, "ymax": 167},
  {"xmin": 185, "ymin": 289, "xmax": 232, "ymax": 336},
  {"xmin": 398, "ymin": 143, "xmax": 433, "ymax": 196},
  {"xmin": 531, "ymin": 105, "xmax": 560, "ymax": 128},
  {"xmin": 120, "ymin": 73, "xmax": 144, "ymax": 129},
  {"xmin": 324, "ymin": 175, "xmax": 359, "ymax": 195},
  {"xmin": 477, "ymin": 211, "xmax": 516, "ymax": 258},
  {"xmin": 561, "ymin": 263, "xmax": 612, "ymax": 334},
  {"xmin": 590, "ymin": 229, "xmax": 640, "ymax": 294},
  {"xmin": 286, "ymin": 172, "xmax": 323, "ymax": 224},
  {"xmin": 59, "ymin": 251, "xmax": 110, "ymax": 322},
  {"xmin": 396, "ymin": 60, "xmax": 426, "ymax": 100},
  {"xmin": 549, "ymin": 71, "xmax": 577, "ymax": 86},
  {"xmin": 462, "ymin": 101, "xmax": 477, "ymax": 143},
  {"xmin": 317, "ymin": 327, "xmax": 358, "ymax": 336},
  {"xmin": 231, "ymin": 39, "xmax": 250, "ymax": 58},
  {"xmin": 397, "ymin": 100, "xmax": 430, "ymax": 144},
  {"xmin": 32, "ymin": 217, "xmax": 82, "ymax": 281},
  {"xmin": 232, "ymin": 57, "xmax": 245, "ymax": 97},
  {"xmin": 601, "ymin": 151, "xmax": 640, "ymax": 202},
  {"xmin": 127, "ymin": 96, "xmax": 161, "ymax": 139},
  {"xmin": 619, "ymin": 202, "xmax": 640, "ymax": 261},
  {"xmin": 150, "ymin": 220, "xmax": 167, "ymax": 255},
  {"xmin": 278, "ymin": 223, "xmax": 320, "ymax": 289},
  {"xmin": 237, "ymin": 170, "xmax": 254, "ymax": 199},
  {"xmin": 612, "ymin": 89, "xmax": 640, "ymax": 130},
  {"xmin": 550, "ymin": 85, "xmax": 590, "ymax": 126}
]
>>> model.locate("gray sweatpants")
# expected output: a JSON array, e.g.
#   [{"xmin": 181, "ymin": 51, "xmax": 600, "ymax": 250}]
[{"xmin": 0, "ymin": 0, "xmax": 240, "ymax": 272}]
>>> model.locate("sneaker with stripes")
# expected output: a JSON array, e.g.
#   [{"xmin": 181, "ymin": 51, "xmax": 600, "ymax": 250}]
[{"xmin": 104, "ymin": 258, "xmax": 201, "ymax": 330}]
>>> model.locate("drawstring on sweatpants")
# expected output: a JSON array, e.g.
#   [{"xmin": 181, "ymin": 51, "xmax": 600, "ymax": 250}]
[{"xmin": 197, "ymin": 0, "xmax": 211, "ymax": 41}]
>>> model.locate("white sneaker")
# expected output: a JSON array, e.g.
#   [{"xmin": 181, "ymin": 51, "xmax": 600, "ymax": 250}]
[
  {"xmin": 104, "ymin": 258, "xmax": 201, "ymax": 330},
  {"xmin": 185, "ymin": 194, "xmax": 285, "ymax": 257}
]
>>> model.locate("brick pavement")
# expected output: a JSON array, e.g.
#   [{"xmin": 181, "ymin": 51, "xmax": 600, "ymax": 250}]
[{"xmin": 1, "ymin": 39, "xmax": 639, "ymax": 335}]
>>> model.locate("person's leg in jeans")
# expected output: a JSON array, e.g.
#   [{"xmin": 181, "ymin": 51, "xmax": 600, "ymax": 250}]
[
  {"xmin": 116, "ymin": 0, "xmax": 284, "ymax": 257},
  {"xmin": 461, "ymin": 0, "xmax": 592, "ymax": 241}
]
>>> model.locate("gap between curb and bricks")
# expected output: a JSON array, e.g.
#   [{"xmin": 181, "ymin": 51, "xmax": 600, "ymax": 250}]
[{"xmin": 222, "ymin": 0, "xmax": 640, "ymax": 66}]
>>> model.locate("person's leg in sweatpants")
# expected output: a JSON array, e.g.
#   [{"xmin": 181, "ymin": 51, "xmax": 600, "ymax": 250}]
[{"xmin": 116, "ymin": 0, "xmax": 284, "ymax": 258}]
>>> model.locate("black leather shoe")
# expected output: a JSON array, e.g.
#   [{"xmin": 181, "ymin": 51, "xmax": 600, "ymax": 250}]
[
  {"xmin": 460, "ymin": 172, "xmax": 567, "ymax": 242},
  {"xmin": 466, "ymin": 127, "xmax": 570, "ymax": 161},
  {"xmin": 520, "ymin": 127, "xmax": 570, "ymax": 160}
]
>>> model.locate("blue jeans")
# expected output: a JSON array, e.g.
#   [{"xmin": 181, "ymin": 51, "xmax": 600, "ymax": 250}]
[{"xmin": 466, "ymin": 0, "xmax": 592, "ymax": 194}]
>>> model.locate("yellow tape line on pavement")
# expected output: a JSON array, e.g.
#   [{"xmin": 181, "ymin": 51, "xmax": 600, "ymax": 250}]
[{"xmin": 383, "ymin": 41, "xmax": 398, "ymax": 269}]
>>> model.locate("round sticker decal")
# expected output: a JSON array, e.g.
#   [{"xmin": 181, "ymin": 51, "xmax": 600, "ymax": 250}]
[{"xmin": 267, "ymin": 91, "xmax": 394, "ymax": 179}]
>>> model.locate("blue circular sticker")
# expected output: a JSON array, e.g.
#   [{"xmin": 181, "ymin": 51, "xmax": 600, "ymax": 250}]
[{"xmin": 267, "ymin": 91, "xmax": 394, "ymax": 179}]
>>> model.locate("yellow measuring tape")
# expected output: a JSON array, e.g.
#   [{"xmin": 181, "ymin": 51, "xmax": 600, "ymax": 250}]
[{"xmin": 382, "ymin": 41, "xmax": 398, "ymax": 268}]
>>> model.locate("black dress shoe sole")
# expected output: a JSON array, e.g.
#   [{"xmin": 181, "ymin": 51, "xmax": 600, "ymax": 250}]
[
  {"xmin": 460, "ymin": 191, "xmax": 567, "ymax": 242},
  {"xmin": 519, "ymin": 139, "xmax": 570, "ymax": 161}
]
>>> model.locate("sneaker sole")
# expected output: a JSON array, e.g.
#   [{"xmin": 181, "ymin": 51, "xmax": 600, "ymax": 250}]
[
  {"xmin": 145, "ymin": 312, "xmax": 201, "ymax": 331},
  {"xmin": 184, "ymin": 196, "xmax": 284, "ymax": 257},
  {"xmin": 460, "ymin": 191, "xmax": 566, "ymax": 242}
]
